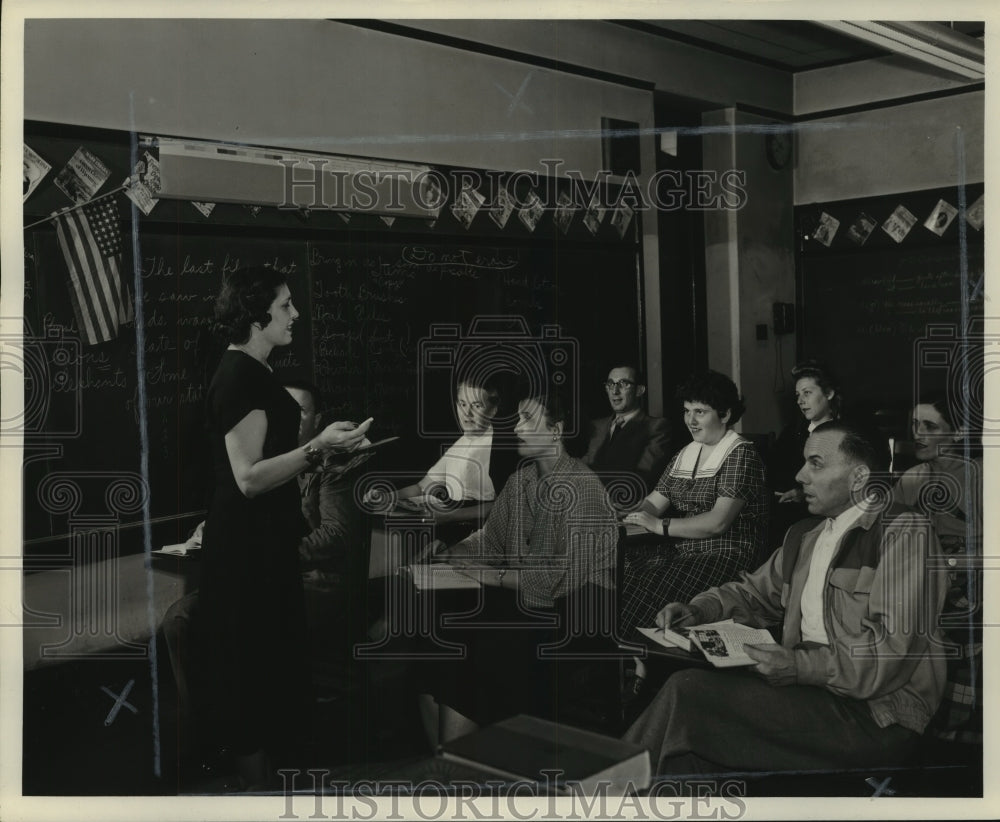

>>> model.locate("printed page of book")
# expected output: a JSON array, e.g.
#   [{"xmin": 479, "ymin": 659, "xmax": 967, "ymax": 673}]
[
  {"xmin": 688, "ymin": 623, "xmax": 774, "ymax": 668},
  {"xmin": 637, "ymin": 618, "xmax": 735, "ymax": 652}
]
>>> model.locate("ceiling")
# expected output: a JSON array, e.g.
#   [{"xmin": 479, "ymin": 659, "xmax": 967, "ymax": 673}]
[{"xmin": 618, "ymin": 20, "xmax": 985, "ymax": 73}]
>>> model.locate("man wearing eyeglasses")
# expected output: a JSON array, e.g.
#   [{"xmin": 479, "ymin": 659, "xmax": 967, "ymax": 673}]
[{"xmin": 582, "ymin": 363, "xmax": 671, "ymax": 501}]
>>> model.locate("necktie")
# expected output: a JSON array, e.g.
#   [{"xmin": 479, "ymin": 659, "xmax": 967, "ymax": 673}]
[{"xmin": 610, "ymin": 417, "xmax": 626, "ymax": 440}]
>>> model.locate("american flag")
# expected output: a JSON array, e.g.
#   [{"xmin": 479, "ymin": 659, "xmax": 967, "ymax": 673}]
[{"xmin": 53, "ymin": 197, "xmax": 134, "ymax": 346}]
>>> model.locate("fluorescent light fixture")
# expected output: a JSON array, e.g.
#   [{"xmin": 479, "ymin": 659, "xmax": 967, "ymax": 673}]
[
  {"xmin": 154, "ymin": 137, "xmax": 441, "ymax": 218},
  {"xmin": 817, "ymin": 21, "xmax": 984, "ymax": 81}
]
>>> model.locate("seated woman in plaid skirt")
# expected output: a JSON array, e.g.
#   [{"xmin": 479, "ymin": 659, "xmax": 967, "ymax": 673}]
[{"xmin": 620, "ymin": 371, "xmax": 768, "ymax": 691}]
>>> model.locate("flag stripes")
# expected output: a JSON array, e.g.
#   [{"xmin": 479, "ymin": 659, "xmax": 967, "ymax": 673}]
[{"xmin": 53, "ymin": 199, "xmax": 133, "ymax": 346}]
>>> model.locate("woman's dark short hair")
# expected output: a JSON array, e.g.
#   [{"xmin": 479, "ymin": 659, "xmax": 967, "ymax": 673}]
[
  {"xmin": 214, "ymin": 267, "xmax": 288, "ymax": 344},
  {"xmin": 791, "ymin": 359, "xmax": 842, "ymax": 416},
  {"xmin": 523, "ymin": 388, "xmax": 573, "ymax": 434},
  {"xmin": 675, "ymin": 370, "xmax": 746, "ymax": 426},
  {"xmin": 915, "ymin": 389, "xmax": 955, "ymax": 430}
]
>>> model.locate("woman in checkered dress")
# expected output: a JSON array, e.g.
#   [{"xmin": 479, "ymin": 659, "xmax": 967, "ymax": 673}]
[{"xmin": 620, "ymin": 371, "xmax": 767, "ymax": 638}]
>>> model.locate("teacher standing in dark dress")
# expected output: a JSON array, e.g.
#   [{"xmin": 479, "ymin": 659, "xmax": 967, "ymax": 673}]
[{"xmin": 200, "ymin": 267, "xmax": 371, "ymax": 788}]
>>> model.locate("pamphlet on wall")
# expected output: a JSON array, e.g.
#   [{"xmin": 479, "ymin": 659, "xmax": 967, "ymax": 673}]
[
  {"xmin": 24, "ymin": 144, "xmax": 51, "ymax": 202},
  {"xmin": 54, "ymin": 146, "xmax": 111, "ymax": 204}
]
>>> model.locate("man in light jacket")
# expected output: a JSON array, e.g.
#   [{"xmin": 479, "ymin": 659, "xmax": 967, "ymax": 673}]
[{"xmin": 624, "ymin": 419, "xmax": 948, "ymax": 775}]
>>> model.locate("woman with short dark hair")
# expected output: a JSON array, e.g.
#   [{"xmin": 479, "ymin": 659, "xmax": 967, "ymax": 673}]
[
  {"xmin": 415, "ymin": 388, "xmax": 619, "ymax": 743},
  {"xmin": 199, "ymin": 267, "xmax": 371, "ymax": 788},
  {"xmin": 893, "ymin": 391, "xmax": 982, "ymax": 744},
  {"xmin": 619, "ymin": 370, "xmax": 767, "ymax": 641},
  {"xmin": 771, "ymin": 359, "xmax": 841, "ymax": 503},
  {"xmin": 767, "ymin": 359, "xmax": 842, "ymax": 542}
]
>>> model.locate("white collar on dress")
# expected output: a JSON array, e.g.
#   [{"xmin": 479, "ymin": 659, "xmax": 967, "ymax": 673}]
[{"xmin": 669, "ymin": 429, "xmax": 744, "ymax": 479}]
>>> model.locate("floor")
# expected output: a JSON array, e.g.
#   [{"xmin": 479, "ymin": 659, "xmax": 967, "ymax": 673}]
[
  {"xmin": 21, "ymin": 635, "xmax": 430, "ymax": 796},
  {"xmin": 21, "ymin": 634, "xmax": 983, "ymax": 799}
]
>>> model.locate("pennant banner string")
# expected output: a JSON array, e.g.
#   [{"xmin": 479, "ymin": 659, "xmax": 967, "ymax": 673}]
[{"xmin": 23, "ymin": 184, "xmax": 128, "ymax": 230}]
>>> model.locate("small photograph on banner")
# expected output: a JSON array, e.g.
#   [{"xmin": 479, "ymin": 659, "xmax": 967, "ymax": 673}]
[
  {"xmin": 813, "ymin": 212, "xmax": 840, "ymax": 247},
  {"xmin": 122, "ymin": 152, "xmax": 161, "ymax": 216},
  {"xmin": 489, "ymin": 186, "xmax": 516, "ymax": 229},
  {"xmin": 243, "ymin": 205, "xmax": 262, "ymax": 218},
  {"xmin": 54, "ymin": 147, "xmax": 112, "ymax": 204},
  {"xmin": 24, "ymin": 144, "xmax": 51, "ymax": 202},
  {"xmin": 518, "ymin": 190, "xmax": 545, "ymax": 232},
  {"xmin": 924, "ymin": 199, "xmax": 958, "ymax": 237},
  {"xmin": 882, "ymin": 205, "xmax": 917, "ymax": 243},
  {"xmin": 610, "ymin": 203, "xmax": 634, "ymax": 239},
  {"xmin": 553, "ymin": 190, "xmax": 576, "ymax": 235},
  {"xmin": 419, "ymin": 174, "xmax": 445, "ymax": 215},
  {"xmin": 192, "ymin": 201, "xmax": 216, "ymax": 218},
  {"xmin": 846, "ymin": 212, "xmax": 877, "ymax": 245},
  {"xmin": 380, "ymin": 216, "xmax": 396, "ymax": 227},
  {"xmin": 583, "ymin": 192, "xmax": 607, "ymax": 236},
  {"xmin": 966, "ymin": 194, "xmax": 984, "ymax": 231},
  {"xmin": 451, "ymin": 184, "xmax": 485, "ymax": 230}
]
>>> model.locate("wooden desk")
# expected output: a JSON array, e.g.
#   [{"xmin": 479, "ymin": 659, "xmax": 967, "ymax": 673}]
[
  {"xmin": 23, "ymin": 551, "xmax": 193, "ymax": 670},
  {"xmin": 367, "ymin": 502, "xmax": 492, "ymax": 578}
]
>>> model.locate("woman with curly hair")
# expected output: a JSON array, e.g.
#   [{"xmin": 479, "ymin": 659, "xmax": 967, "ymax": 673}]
[
  {"xmin": 620, "ymin": 370, "xmax": 767, "ymax": 641},
  {"xmin": 198, "ymin": 267, "xmax": 371, "ymax": 788}
]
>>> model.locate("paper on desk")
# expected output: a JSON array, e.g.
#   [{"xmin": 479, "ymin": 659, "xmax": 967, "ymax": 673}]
[
  {"xmin": 406, "ymin": 563, "xmax": 482, "ymax": 591},
  {"xmin": 623, "ymin": 522, "xmax": 651, "ymax": 537},
  {"xmin": 395, "ymin": 496, "xmax": 433, "ymax": 512},
  {"xmin": 155, "ymin": 525, "xmax": 203, "ymax": 556},
  {"xmin": 154, "ymin": 541, "xmax": 200, "ymax": 556}
]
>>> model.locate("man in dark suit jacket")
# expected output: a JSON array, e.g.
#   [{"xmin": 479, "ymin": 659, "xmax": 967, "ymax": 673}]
[{"xmin": 582, "ymin": 364, "xmax": 671, "ymax": 504}]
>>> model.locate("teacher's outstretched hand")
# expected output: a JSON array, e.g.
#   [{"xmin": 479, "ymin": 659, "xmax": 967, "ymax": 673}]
[{"xmin": 317, "ymin": 417, "xmax": 373, "ymax": 451}]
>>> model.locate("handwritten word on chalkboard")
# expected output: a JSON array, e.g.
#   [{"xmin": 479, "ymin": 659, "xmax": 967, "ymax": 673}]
[
  {"xmin": 801, "ymin": 245, "xmax": 983, "ymax": 409},
  {"xmin": 24, "ymin": 231, "xmax": 639, "ymax": 548}
]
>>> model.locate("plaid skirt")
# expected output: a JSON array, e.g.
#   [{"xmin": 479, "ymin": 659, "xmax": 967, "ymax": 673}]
[{"xmin": 618, "ymin": 543, "xmax": 755, "ymax": 637}]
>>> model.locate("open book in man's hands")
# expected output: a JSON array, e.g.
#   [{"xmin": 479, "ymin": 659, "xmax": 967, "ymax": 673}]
[{"xmin": 639, "ymin": 619, "xmax": 774, "ymax": 667}]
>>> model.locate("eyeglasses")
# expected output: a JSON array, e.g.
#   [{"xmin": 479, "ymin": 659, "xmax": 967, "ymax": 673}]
[{"xmin": 604, "ymin": 379, "xmax": 636, "ymax": 392}]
